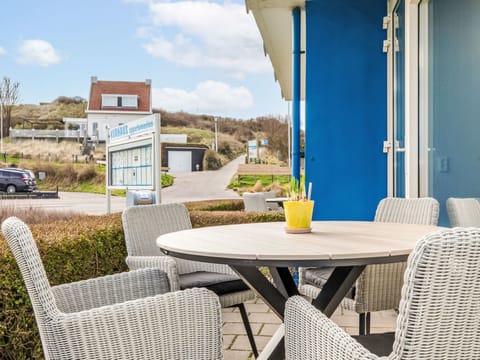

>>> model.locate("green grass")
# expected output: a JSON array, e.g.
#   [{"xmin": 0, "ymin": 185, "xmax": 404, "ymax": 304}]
[
  {"xmin": 37, "ymin": 174, "xmax": 174, "ymax": 195},
  {"xmin": 228, "ymin": 175, "xmax": 291, "ymax": 190}
]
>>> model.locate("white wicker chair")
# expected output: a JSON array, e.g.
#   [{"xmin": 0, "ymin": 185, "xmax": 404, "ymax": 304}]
[
  {"xmin": 299, "ymin": 197, "xmax": 439, "ymax": 334},
  {"xmin": 122, "ymin": 203, "xmax": 258, "ymax": 357},
  {"xmin": 446, "ymin": 197, "xmax": 480, "ymax": 227},
  {"xmin": 286, "ymin": 227, "xmax": 480, "ymax": 359},
  {"xmin": 2, "ymin": 216, "xmax": 223, "ymax": 360}
]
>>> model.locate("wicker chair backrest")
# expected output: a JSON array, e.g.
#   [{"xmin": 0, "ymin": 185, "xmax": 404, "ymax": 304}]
[
  {"xmin": 446, "ymin": 198, "xmax": 480, "ymax": 227},
  {"xmin": 122, "ymin": 203, "xmax": 192, "ymax": 256},
  {"xmin": 392, "ymin": 228, "xmax": 480, "ymax": 359},
  {"xmin": 1, "ymin": 217, "xmax": 59, "ymax": 342},
  {"xmin": 375, "ymin": 197, "xmax": 439, "ymax": 225}
]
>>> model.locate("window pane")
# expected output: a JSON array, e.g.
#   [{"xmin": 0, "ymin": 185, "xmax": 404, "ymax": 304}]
[
  {"xmin": 102, "ymin": 95, "xmax": 118, "ymax": 107},
  {"xmin": 122, "ymin": 96, "xmax": 138, "ymax": 108},
  {"xmin": 420, "ymin": 0, "xmax": 480, "ymax": 225}
]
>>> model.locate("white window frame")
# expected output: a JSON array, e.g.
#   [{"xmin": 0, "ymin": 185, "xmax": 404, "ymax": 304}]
[
  {"xmin": 101, "ymin": 94, "xmax": 118, "ymax": 108},
  {"xmin": 101, "ymin": 94, "xmax": 138, "ymax": 109},
  {"xmin": 121, "ymin": 95, "xmax": 138, "ymax": 108},
  {"xmin": 418, "ymin": 0, "xmax": 430, "ymax": 197},
  {"xmin": 386, "ymin": 0, "xmax": 420, "ymax": 198}
]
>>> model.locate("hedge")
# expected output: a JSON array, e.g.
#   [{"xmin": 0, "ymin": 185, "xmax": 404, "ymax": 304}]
[{"xmin": 0, "ymin": 207, "xmax": 284, "ymax": 359}]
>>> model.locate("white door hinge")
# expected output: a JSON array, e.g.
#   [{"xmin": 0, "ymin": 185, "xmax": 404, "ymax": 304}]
[
  {"xmin": 383, "ymin": 15, "xmax": 391, "ymax": 30},
  {"xmin": 383, "ymin": 140, "xmax": 392, "ymax": 153},
  {"xmin": 383, "ymin": 40, "xmax": 391, "ymax": 53}
]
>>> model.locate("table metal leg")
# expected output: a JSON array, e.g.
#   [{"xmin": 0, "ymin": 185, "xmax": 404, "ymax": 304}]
[
  {"xmin": 268, "ymin": 267, "xmax": 299, "ymax": 298},
  {"xmin": 312, "ymin": 265, "xmax": 366, "ymax": 317},
  {"xmin": 231, "ymin": 264, "xmax": 366, "ymax": 360},
  {"xmin": 231, "ymin": 265, "xmax": 287, "ymax": 319}
]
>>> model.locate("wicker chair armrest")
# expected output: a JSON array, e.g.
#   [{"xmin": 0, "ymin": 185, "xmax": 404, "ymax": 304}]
[
  {"xmin": 49, "ymin": 288, "xmax": 223, "ymax": 360},
  {"xmin": 126, "ymin": 255, "xmax": 180, "ymax": 291},
  {"xmin": 52, "ymin": 268, "xmax": 170, "ymax": 313},
  {"xmin": 285, "ymin": 296, "xmax": 379, "ymax": 360}
]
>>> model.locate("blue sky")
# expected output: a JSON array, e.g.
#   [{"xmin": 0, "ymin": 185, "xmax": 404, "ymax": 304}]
[{"xmin": 0, "ymin": 0, "xmax": 287, "ymax": 119}]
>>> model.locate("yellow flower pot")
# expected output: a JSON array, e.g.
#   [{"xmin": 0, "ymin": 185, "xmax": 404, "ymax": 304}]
[{"xmin": 284, "ymin": 200, "xmax": 315, "ymax": 233}]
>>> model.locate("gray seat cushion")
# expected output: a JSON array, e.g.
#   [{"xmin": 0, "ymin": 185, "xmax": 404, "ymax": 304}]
[
  {"xmin": 304, "ymin": 267, "xmax": 355, "ymax": 299},
  {"xmin": 179, "ymin": 271, "xmax": 250, "ymax": 295}
]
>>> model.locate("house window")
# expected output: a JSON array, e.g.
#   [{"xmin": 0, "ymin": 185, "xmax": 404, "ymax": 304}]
[
  {"xmin": 101, "ymin": 94, "xmax": 138, "ymax": 109},
  {"xmin": 121, "ymin": 95, "xmax": 138, "ymax": 108},
  {"xmin": 102, "ymin": 95, "xmax": 118, "ymax": 107}
]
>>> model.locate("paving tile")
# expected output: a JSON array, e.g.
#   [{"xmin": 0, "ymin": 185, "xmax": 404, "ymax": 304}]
[
  {"xmin": 222, "ymin": 307, "xmax": 236, "ymax": 313},
  {"xmin": 248, "ymin": 312, "xmax": 282, "ymax": 324},
  {"xmin": 223, "ymin": 322, "xmax": 262, "ymax": 335},
  {"xmin": 223, "ymin": 349, "xmax": 252, "ymax": 360},
  {"xmin": 222, "ymin": 311, "xmax": 245, "ymax": 323},
  {"xmin": 245, "ymin": 302, "xmax": 270, "ymax": 313},
  {"xmin": 223, "ymin": 334, "xmax": 236, "ymax": 349},
  {"xmin": 259, "ymin": 323, "xmax": 281, "ymax": 336},
  {"xmin": 231, "ymin": 335, "xmax": 272, "ymax": 352}
]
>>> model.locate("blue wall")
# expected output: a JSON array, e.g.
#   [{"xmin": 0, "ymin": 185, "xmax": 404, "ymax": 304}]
[{"xmin": 305, "ymin": 0, "xmax": 387, "ymax": 220}]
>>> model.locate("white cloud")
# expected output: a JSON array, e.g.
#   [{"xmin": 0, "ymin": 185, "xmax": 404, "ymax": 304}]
[
  {"xmin": 0, "ymin": 46, "xmax": 6, "ymax": 56},
  {"xmin": 152, "ymin": 80, "xmax": 253, "ymax": 115},
  {"xmin": 17, "ymin": 40, "xmax": 61, "ymax": 66},
  {"xmin": 138, "ymin": 1, "xmax": 270, "ymax": 76}
]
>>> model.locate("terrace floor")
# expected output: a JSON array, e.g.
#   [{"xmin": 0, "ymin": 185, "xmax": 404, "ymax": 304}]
[{"xmin": 223, "ymin": 297, "xmax": 397, "ymax": 360}]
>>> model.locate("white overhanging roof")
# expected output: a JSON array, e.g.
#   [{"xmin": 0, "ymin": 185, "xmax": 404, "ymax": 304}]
[{"xmin": 246, "ymin": 0, "xmax": 306, "ymax": 100}]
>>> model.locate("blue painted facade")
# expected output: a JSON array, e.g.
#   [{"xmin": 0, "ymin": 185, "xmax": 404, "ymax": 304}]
[{"xmin": 305, "ymin": 0, "xmax": 387, "ymax": 220}]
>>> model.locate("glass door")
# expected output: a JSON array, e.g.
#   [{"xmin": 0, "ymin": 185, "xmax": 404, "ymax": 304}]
[
  {"xmin": 419, "ymin": 0, "xmax": 480, "ymax": 225},
  {"xmin": 392, "ymin": 0, "xmax": 406, "ymax": 197}
]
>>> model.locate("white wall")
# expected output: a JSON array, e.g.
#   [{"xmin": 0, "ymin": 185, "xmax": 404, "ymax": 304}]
[{"xmin": 87, "ymin": 113, "xmax": 149, "ymax": 141}]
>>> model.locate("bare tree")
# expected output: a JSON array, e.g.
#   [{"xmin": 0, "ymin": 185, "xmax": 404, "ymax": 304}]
[{"xmin": 0, "ymin": 77, "xmax": 21, "ymax": 137}]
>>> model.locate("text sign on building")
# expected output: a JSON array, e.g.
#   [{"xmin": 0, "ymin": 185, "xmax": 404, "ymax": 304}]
[
  {"xmin": 107, "ymin": 114, "xmax": 160, "ymax": 190},
  {"xmin": 248, "ymin": 140, "xmax": 258, "ymax": 159},
  {"xmin": 109, "ymin": 114, "xmax": 156, "ymax": 144}
]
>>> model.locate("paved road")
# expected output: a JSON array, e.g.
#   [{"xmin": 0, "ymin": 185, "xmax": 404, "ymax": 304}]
[{"xmin": 0, "ymin": 156, "xmax": 244, "ymax": 215}]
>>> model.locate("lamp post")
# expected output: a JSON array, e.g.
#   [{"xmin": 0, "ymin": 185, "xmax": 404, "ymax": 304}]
[{"xmin": 214, "ymin": 117, "xmax": 218, "ymax": 152}]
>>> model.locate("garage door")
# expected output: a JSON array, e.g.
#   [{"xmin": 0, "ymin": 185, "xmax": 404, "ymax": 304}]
[{"xmin": 168, "ymin": 151, "xmax": 192, "ymax": 172}]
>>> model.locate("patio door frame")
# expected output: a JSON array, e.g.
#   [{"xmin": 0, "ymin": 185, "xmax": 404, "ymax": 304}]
[{"xmin": 386, "ymin": 0, "xmax": 421, "ymax": 198}]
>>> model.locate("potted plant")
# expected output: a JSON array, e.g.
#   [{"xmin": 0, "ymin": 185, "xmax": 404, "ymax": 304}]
[{"xmin": 284, "ymin": 175, "xmax": 314, "ymax": 233}]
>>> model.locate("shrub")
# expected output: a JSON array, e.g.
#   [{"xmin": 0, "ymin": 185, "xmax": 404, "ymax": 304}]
[
  {"xmin": 0, "ymin": 204, "xmax": 284, "ymax": 358},
  {"xmin": 252, "ymin": 180, "xmax": 264, "ymax": 192},
  {"xmin": 204, "ymin": 149, "xmax": 222, "ymax": 170},
  {"xmin": 190, "ymin": 210, "xmax": 284, "ymax": 228},
  {"xmin": 76, "ymin": 165, "xmax": 97, "ymax": 183},
  {"xmin": 184, "ymin": 199, "xmax": 244, "ymax": 211}
]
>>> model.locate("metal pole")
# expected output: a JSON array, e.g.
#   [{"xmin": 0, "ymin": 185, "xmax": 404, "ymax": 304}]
[
  {"xmin": 287, "ymin": 101, "xmax": 291, "ymax": 168},
  {"xmin": 292, "ymin": 7, "xmax": 302, "ymax": 181},
  {"xmin": 214, "ymin": 117, "xmax": 218, "ymax": 152},
  {"xmin": 105, "ymin": 126, "xmax": 111, "ymax": 214},
  {"xmin": 154, "ymin": 113, "xmax": 162, "ymax": 204}
]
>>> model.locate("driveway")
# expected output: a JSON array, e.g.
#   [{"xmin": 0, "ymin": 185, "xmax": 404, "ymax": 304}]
[{"xmin": 1, "ymin": 156, "xmax": 244, "ymax": 215}]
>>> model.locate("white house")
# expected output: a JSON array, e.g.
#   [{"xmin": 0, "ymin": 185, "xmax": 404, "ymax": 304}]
[{"xmin": 85, "ymin": 77, "xmax": 152, "ymax": 142}]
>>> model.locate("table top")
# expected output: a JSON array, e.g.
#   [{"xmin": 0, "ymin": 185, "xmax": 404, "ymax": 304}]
[{"xmin": 157, "ymin": 221, "xmax": 443, "ymax": 266}]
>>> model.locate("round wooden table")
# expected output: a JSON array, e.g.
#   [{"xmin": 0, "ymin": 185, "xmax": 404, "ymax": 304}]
[{"xmin": 157, "ymin": 221, "xmax": 442, "ymax": 359}]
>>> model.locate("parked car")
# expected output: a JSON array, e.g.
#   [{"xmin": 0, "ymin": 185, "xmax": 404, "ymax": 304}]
[
  {"xmin": 0, "ymin": 169, "xmax": 34, "ymax": 193},
  {"xmin": 4, "ymin": 168, "xmax": 37, "ymax": 190}
]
